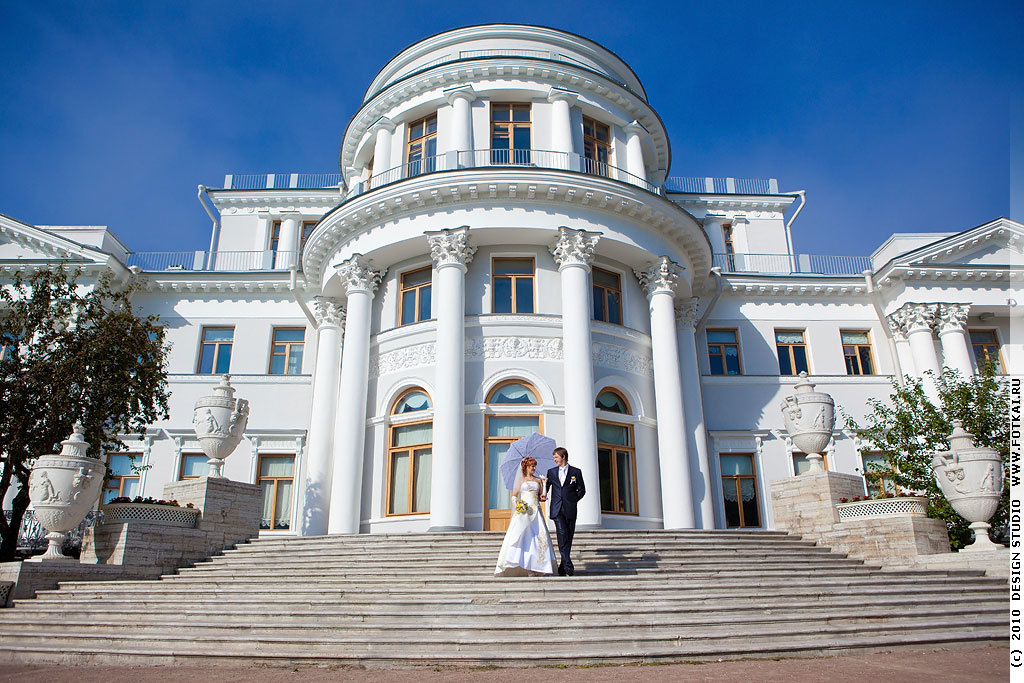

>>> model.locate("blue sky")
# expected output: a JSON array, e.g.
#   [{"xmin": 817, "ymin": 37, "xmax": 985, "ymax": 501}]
[{"xmin": 1, "ymin": 1, "xmax": 1019, "ymax": 255}]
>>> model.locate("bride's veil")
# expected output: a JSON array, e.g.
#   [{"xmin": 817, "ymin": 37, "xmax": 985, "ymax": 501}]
[{"xmin": 512, "ymin": 460, "xmax": 525, "ymax": 495}]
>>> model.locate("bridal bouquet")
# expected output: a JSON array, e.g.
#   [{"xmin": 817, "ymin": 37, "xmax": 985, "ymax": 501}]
[{"xmin": 514, "ymin": 498, "xmax": 534, "ymax": 515}]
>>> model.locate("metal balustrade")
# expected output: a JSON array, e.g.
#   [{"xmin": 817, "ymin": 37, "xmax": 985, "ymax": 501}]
[
  {"xmin": 124, "ymin": 251, "xmax": 299, "ymax": 272},
  {"xmin": 222, "ymin": 174, "xmax": 343, "ymax": 190},
  {"xmin": 713, "ymin": 252, "xmax": 872, "ymax": 275},
  {"xmin": 4, "ymin": 509, "xmax": 102, "ymax": 552},
  {"xmin": 664, "ymin": 177, "xmax": 779, "ymax": 194}
]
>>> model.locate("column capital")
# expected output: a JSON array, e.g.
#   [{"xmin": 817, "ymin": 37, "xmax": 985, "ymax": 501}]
[
  {"xmin": 312, "ymin": 297, "xmax": 345, "ymax": 329},
  {"xmin": 885, "ymin": 308, "xmax": 909, "ymax": 342},
  {"xmin": 623, "ymin": 119, "xmax": 648, "ymax": 136},
  {"xmin": 550, "ymin": 227, "xmax": 600, "ymax": 270},
  {"xmin": 900, "ymin": 302, "xmax": 938, "ymax": 334},
  {"xmin": 936, "ymin": 303, "xmax": 970, "ymax": 334},
  {"xmin": 634, "ymin": 256, "xmax": 684, "ymax": 298},
  {"xmin": 546, "ymin": 87, "xmax": 579, "ymax": 105},
  {"xmin": 368, "ymin": 116, "xmax": 396, "ymax": 136},
  {"xmin": 674, "ymin": 297, "xmax": 701, "ymax": 329},
  {"xmin": 335, "ymin": 255, "xmax": 385, "ymax": 296},
  {"xmin": 444, "ymin": 85, "xmax": 477, "ymax": 105},
  {"xmin": 279, "ymin": 211, "xmax": 303, "ymax": 224},
  {"xmin": 426, "ymin": 226, "xmax": 476, "ymax": 269}
]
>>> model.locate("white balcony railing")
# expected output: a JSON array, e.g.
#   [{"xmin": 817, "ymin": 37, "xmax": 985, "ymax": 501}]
[
  {"xmin": 124, "ymin": 251, "xmax": 299, "ymax": 272},
  {"xmin": 713, "ymin": 253, "xmax": 872, "ymax": 275}
]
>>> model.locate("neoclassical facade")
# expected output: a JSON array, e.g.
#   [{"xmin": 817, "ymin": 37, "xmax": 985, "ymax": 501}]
[{"xmin": 2, "ymin": 25, "xmax": 1020, "ymax": 536}]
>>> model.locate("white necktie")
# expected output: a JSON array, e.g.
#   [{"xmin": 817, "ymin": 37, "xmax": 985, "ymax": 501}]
[{"xmin": 559, "ymin": 467, "xmax": 567, "ymax": 485}]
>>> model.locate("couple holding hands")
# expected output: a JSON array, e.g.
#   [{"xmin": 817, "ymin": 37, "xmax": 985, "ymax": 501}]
[{"xmin": 494, "ymin": 447, "xmax": 586, "ymax": 577}]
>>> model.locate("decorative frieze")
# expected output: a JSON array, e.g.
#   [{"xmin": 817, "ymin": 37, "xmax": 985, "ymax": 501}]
[
  {"xmin": 335, "ymin": 255, "xmax": 385, "ymax": 296},
  {"xmin": 591, "ymin": 342, "xmax": 654, "ymax": 377},
  {"xmin": 426, "ymin": 226, "xmax": 476, "ymax": 269},
  {"xmin": 634, "ymin": 256, "xmax": 683, "ymax": 298},
  {"xmin": 550, "ymin": 227, "xmax": 600, "ymax": 269},
  {"xmin": 465, "ymin": 336, "xmax": 564, "ymax": 361},
  {"xmin": 370, "ymin": 342, "xmax": 437, "ymax": 378},
  {"xmin": 936, "ymin": 303, "xmax": 970, "ymax": 334},
  {"xmin": 312, "ymin": 296, "xmax": 345, "ymax": 328}
]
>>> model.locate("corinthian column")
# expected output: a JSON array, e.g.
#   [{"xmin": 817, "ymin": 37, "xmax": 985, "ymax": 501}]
[
  {"xmin": 328, "ymin": 255, "xmax": 385, "ymax": 534},
  {"xmin": 901, "ymin": 303, "xmax": 942, "ymax": 400},
  {"xmin": 885, "ymin": 308, "xmax": 917, "ymax": 378},
  {"xmin": 635, "ymin": 257, "xmax": 695, "ymax": 529},
  {"xmin": 675, "ymin": 297, "xmax": 716, "ymax": 529},
  {"xmin": 551, "ymin": 227, "xmax": 602, "ymax": 528},
  {"xmin": 300, "ymin": 297, "xmax": 344, "ymax": 536},
  {"xmin": 936, "ymin": 303, "xmax": 974, "ymax": 376},
  {"xmin": 425, "ymin": 227, "xmax": 476, "ymax": 531}
]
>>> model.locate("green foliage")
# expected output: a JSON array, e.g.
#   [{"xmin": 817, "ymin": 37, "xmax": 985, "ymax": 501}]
[
  {"xmin": 846, "ymin": 364, "xmax": 1009, "ymax": 550},
  {"xmin": 0, "ymin": 265, "xmax": 170, "ymax": 561}
]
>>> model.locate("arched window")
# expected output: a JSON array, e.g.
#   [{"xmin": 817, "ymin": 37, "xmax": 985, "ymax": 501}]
[
  {"xmin": 387, "ymin": 389, "xmax": 432, "ymax": 516},
  {"xmin": 595, "ymin": 389, "xmax": 630, "ymax": 414},
  {"xmin": 484, "ymin": 380, "xmax": 541, "ymax": 530},
  {"xmin": 488, "ymin": 381, "xmax": 538, "ymax": 404},
  {"xmin": 595, "ymin": 389, "xmax": 637, "ymax": 515}
]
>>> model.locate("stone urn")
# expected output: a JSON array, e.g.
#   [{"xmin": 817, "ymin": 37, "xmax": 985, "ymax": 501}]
[
  {"xmin": 193, "ymin": 374, "xmax": 249, "ymax": 478},
  {"xmin": 780, "ymin": 372, "xmax": 835, "ymax": 473},
  {"xmin": 27, "ymin": 424, "xmax": 106, "ymax": 561},
  {"xmin": 931, "ymin": 421, "xmax": 1004, "ymax": 551}
]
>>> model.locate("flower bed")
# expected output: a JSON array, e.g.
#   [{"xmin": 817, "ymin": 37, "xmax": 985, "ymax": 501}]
[
  {"xmin": 101, "ymin": 500, "xmax": 200, "ymax": 528},
  {"xmin": 836, "ymin": 496, "xmax": 927, "ymax": 520}
]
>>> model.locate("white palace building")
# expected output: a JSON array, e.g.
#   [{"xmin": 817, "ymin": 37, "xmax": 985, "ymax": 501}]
[{"xmin": 2, "ymin": 24, "xmax": 1021, "ymax": 537}]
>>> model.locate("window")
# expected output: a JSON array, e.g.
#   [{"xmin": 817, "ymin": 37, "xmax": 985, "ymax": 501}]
[
  {"xmin": 595, "ymin": 390, "xmax": 636, "ymax": 515},
  {"xmin": 491, "ymin": 103, "xmax": 531, "ymax": 164},
  {"xmin": 970, "ymin": 330, "xmax": 1003, "ymax": 373},
  {"xmin": 792, "ymin": 452, "xmax": 828, "ymax": 475},
  {"xmin": 179, "ymin": 453, "xmax": 207, "ymax": 480},
  {"xmin": 268, "ymin": 221, "xmax": 281, "ymax": 253},
  {"xmin": 492, "ymin": 258, "xmax": 534, "ymax": 314},
  {"xmin": 387, "ymin": 390, "xmax": 432, "ymax": 516},
  {"xmin": 407, "ymin": 114, "xmax": 438, "ymax": 175},
  {"xmin": 399, "ymin": 267, "xmax": 432, "ymax": 325},
  {"xmin": 269, "ymin": 327, "xmax": 305, "ymax": 375},
  {"xmin": 197, "ymin": 327, "xmax": 234, "ymax": 374},
  {"xmin": 722, "ymin": 224, "xmax": 736, "ymax": 270},
  {"xmin": 707, "ymin": 329, "xmax": 742, "ymax": 375},
  {"xmin": 592, "ymin": 267, "xmax": 622, "ymax": 325},
  {"xmin": 775, "ymin": 330, "xmax": 809, "ymax": 376},
  {"xmin": 841, "ymin": 330, "xmax": 875, "ymax": 375},
  {"xmin": 300, "ymin": 221, "xmax": 317, "ymax": 250},
  {"xmin": 484, "ymin": 381, "xmax": 542, "ymax": 531},
  {"xmin": 860, "ymin": 452, "xmax": 895, "ymax": 496},
  {"xmin": 582, "ymin": 116, "xmax": 610, "ymax": 176},
  {"xmin": 720, "ymin": 454, "xmax": 760, "ymax": 528},
  {"xmin": 258, "ymin": 455, "xmax": 295, "ymax": 530},
  {"xmin": 595, "ymin": 388, "xmax": 629, "ymax": 414},
  {"xmin": 102, "ymin": 453, "xmax": 141, "ymax": 504}
]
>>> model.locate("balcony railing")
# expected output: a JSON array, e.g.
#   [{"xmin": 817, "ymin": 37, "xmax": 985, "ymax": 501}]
[
  {"xmin": 713, "ymin": 253, "xmax": 872, "ymax": 275},
  {"xmin": 223, "ymin": 173, "xmax": 343, "ymax": 190},
  {"xmin": 4, "ymin": 509, "xmax": 102, "ymax": 552},
  {"xmin": 125, "ymin": 251, "xmax": 299, "ymax": 272},
  {"xmin": 665, "ymin": 177, "xmax": 779, "ymax": 194}
]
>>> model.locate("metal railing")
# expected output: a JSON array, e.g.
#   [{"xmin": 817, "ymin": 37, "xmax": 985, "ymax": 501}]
[
  {"xmin": 713, "ymin": 253, "xmax": 872, "ymax": 275},
  {"xmin": 665, "ymin": 177, "xmax": 779, "ymax": 195},
  {"xmin": 5, "ymin": 509, "xmax": 102, "ymax": 552},
  {"xmin": 125, "ymin": 251, "xmax": 299, "ymax": 272},
  {"xmin": 222, "ymin": 173, "xmax": 343, "ymax": 190}
]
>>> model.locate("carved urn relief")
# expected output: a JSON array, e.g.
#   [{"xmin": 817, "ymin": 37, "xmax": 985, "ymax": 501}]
[
  {"xmin": 193, "ymin": 375, "xmax": 249, "ymax": 478},
  {"xmin": 780, "ymin": 372, "xmax": 836, "ymax": 473},
  {"xmin": 28, "ymin": 423, "xmax": 106, "ymax": 561},
  {"xmin": 931, "ymin": 421, "xmax": 1004, "ymax": 551}
]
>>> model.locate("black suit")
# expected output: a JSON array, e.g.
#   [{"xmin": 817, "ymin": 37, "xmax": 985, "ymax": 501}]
[{"xmin": 545, "ymin": 465, "xmax": 586, "ymax": 575}]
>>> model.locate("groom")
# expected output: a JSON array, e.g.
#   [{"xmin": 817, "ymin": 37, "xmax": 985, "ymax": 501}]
[{"xmin": 543, "ymin": 446, "xmax": 585, "ymax": 576}]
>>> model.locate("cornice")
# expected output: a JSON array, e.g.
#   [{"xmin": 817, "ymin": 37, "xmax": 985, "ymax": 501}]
[
  {"xmin": 721, "ymin": 273, "xmax": 868, "ymax": 297},
  {"xmin": 166, "ymin": 373, "xmax": 312, "ymax": 385},
  {"xmin": 134, "ymin": 271, "xmax": 295, "ymax": 295},
  {"xmin": 208, "ymin": 189, "xmax": 343, "ymax": 212},
  {"xmin": 669, "ymin": 195, "xmax": 795, "ymax": 213},
  {"xmin": 874, "ymin": 264, "xmax": 1023, "ymax": 289}
]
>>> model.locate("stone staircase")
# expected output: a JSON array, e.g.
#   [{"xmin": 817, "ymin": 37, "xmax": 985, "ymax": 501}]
[{"xmin": 0, "ymin": 530, "xmax": 1006, "ymax": 667}]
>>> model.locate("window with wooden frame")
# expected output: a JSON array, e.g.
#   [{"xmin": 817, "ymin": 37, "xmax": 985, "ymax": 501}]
[
  {"xmin": 484, "ymin": 381, "xmax": 542, "ymax": 531},
  {"xmin": 407, "ymin": 113, "xmax": 438, "ymax": 176},
  {"xmin": 399, "ymin": 267, "xmax": 432, "ymax": 325},
  {"xmin": 268, "ymin": 220, "xmax": 281, "ymax": 252},
  {"xmin": 196, "ymin": 327, "xmax": 234, "ymax": 374},
  {"xmin": 387, "ymin": 389, "xmax": 433, "ymax": 516},
  {"xmin": 595, "ymin": 390, "xmax": 636, "ymax": 515},
  {"xmin": 492, "ymin": 258, "xmax": 534, "ymax": 314},
  {"xmin": 841, "ymin": 330, "xmax": 875, "ymax": 375},
  {"xmin": 707, "ymin": 329, "xmax": 742, "ymax": 375},
  {"xmin": 859, "ymin": 451, "xmax": 895, "ymax": 497},
  {"xmin": 720, "ymin": 453, "xmax": 761, "ymax": 528},
  {"xmin": 491, "ymin": 103, "xmax": 531, "ymax": 164},
  {"xmin": 592, "ymin": 267, "xmax": 622, "ymax": 325},
  {"xmin": 969, "ymin": 329, "xmax": 1003, "ymax": 373},
  {"xmin": 722, "ymin": 224, "xmax": 736, "ymax": 270},
  {"xmin": 102, "ymin": 453, "xmax": 141, "ymax": 504},
  {"xmin": 582, "ymin": 116, "xmax": 610, "ymax": 176},
  {"xmin": 792, "ymin": 452, "xmax": 829, "ymax": 476},
  {"xmin": 775, "ymin": 329, "xmax": 809, "ymax": 376},
  {"xmin": 268, "ymin": 327, "xmax": 305, "ymax": 375},
  {"xmin": 178, "ymin": 453, "xmax": 207, "ymax": 480},
  {"xmin": 300, "ymin": 221, "xmax": 317, "ymax": 250},
  {"xmin": 258, "ymin": 454, "xmax": 295, "ymax": 530}
]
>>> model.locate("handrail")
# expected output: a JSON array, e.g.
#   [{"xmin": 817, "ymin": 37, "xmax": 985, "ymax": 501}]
[
  {"xmin": 712, "ymin": 253, "xmax": 872, "ymax": 276},
  {"xmin": 124, "ymin": 251, "xmax": 300, "ymax": 272}
]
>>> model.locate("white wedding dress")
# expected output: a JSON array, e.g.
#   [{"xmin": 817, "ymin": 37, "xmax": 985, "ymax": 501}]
[{"xmin": 494, "ymin": 481, "xmax": 556, "ymax": 576}]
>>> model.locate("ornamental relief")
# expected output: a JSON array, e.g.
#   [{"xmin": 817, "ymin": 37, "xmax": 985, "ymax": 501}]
[
  {"xmin": 591, "ymin": 343, "xmax": 654, "ymax": 377},
  {"xmin": 465, "ymin": 337, "xmax": 564, "ymax": 361},
  {"xmin": 369, "ymin": 342, "xmax": 436, "ymax": 378}
]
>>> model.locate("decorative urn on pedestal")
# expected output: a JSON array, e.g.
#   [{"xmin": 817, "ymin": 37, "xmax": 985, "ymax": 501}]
[
  {"xmin": 193, "ymin": 375, "xmax": 249, "ymax": 478},
  {"xmin": 931, "ymin": 421, "xmax": 1004, "ymax": 551},
  {"xmin": 27, "ymin": 423, "xmax": 106, "ymax": 561},
  {"xmin": 780, "ymin": 372, "xmax": 836, "ymax": 473}
]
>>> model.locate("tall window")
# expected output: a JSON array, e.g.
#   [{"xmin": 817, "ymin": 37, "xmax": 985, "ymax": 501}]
[
  {"xmin": 707, "ymin": 329, "xmax": 742, "ymax": 375},
  {"xmin": 388, "ymin": 390, "xmax": 433, "ymax": 516},
  {"xmin": 258, "ymin": 454, "xmax": 295, "ymax": 530},
  {"xmin": 300, "ymin": 221, "xmax": 317, "ymax": 250},
  {"xmin": 399, "ymin": 267, "xmax": 432, "ymax": 325},
  {"xmin": 595, "ymin": 390, "xmax": 636, "ymax": 515},
  {"xmin": 485, "ymin": 381, "xmax": 542, "ymax": 531},
  {"xmin": 407, "ymin": 114, "xmax": 438, "ymax": 175},
  {"xmin": 582, "ymin": 116, "xmax": 610, "ymax": 176},
  {"xmin": 491, "ymin": 103, "xmax": 531, "ymax": 164},
  {"xmin": 102, "ymin": 453, "xmax": 141, "ymax": 504},
  {"xmin": 592, "ymin": 267, "xmax": 622, "ymax": 324},
  {"xmin": 841, "ymin": 330, "xmax": 875, "ymax": 375},
  {"xmin": 722, "ymin": 224, "xmax": 736, "ymax": 270},
  {"xmin": 775, "ymin": 330, "xmax": 809, "ymax": 376},
  {"xmin": 860, "ymin": 452, "xmax": 894, "ymax": 497},
  {"xmin": 970, "ymin": 330, "xmax": 1003, "ymax": 373},
  {"xmin": 179, "ymin": 453, "xmax": 207, "ymax": 480},
  {"xmin": 269, "ymin": 327, "xmax": 305, "ymax": 375},
  {"xmin": 720, "ymin": 453, "xmax": 760, "ymax": 528},
  {"xmin": 197, "ymin": 327, "xmax": 234, "ymax": 374},
  {"xmin": 268, "ymin": 221, "xmax": 281, "ymax": 253},
  {"xmin": 492, "ymin": 258, "xmax": 534, "ymax": 313}
]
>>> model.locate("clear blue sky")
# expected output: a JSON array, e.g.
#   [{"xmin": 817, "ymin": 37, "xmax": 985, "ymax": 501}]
[{"xmin": 1, "ymin": 1, "xmax": 1019, "ymax": 255}]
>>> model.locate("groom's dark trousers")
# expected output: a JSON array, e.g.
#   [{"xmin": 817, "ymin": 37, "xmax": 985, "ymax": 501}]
[{"xmin": 546, "ymin": 465, "xmax": 586, "ymax": 575}]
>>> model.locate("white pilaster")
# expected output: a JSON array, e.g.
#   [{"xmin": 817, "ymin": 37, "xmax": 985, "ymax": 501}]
[
  {"xmin": 370, "ymin": 117, "xmax": 396, "ymax": 181},
  {"xmin": 623, "ymin": 121, "xmax": 648, "ymax": 182},
  {"xmin": 547, "ymin": 88, "xmax": 578, "ymax": 164},
  {"xmin": 425, "ymin": 227, "xmax": 476, "ymax": 531},
  {"xmin": 276, "ymin": 213, "xmax": 301, "ymax": 269},
  {"xmin": 550, "ymin": 227, "xmax": 602, "ymax": 528},
  {"xmin": 936, "ymin": 303, "xmax": 974, "ymax": 376},
  {"xmin": 675, "ymin": 297, "xmax": 716, "ymax": 529},
  {"xmin": 328, "ymin": 255, "xmax": 385, "ymax": 534},
  {"xmin": 635, "ymin": 257, "xmax": 695, "ymax": 529},
  {"xmin": 445, "ymin": 87, "xmax": 476, "ymax": 160}
]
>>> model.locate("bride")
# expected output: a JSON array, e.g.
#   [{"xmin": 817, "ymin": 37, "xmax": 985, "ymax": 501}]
[{"xmin": 494, "ymin": 456, "xmax": 557, "ymax": 576}]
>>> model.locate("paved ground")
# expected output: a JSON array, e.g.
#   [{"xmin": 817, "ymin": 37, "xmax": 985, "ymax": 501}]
[{"xmin": 0, "ymin": 646, "xmax": 1011, "ymax": 682}]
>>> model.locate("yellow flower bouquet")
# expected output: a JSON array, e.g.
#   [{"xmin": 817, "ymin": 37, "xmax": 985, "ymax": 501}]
[{"xmin": 514, "ymin": 498, "xmax": 533, "ymax": 515}]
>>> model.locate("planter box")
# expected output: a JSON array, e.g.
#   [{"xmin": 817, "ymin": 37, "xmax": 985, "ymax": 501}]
[
  {"xmin": 101, "ymin": 503, "xmax": 199, "ymax": 528},
  {"xmin": 836, "ymin": 497, "xmax": 927, "ymax": 520}
]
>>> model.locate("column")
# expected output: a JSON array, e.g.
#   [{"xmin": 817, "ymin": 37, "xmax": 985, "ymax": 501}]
[
  {"xmin": 623, "ymin": 121, "xmax": 648, "ymax": 182},
  {"xmin": 675, "ymin": 297, "xmax": 716, "ymax": 529},
  {"xmin": 446, "ymin": 86, "xmax": 476, "ymax": 167},
  {"xmin": 276, "ymin": 213, "xmax": 301, "ymax": 269},
  {"xmin": 370, "ymin": 117, "xmax": 396, "ymax": 184},
  {"xmin": 885, "ymin": 308, "xmax": 917, "ymax": 378},
  {"xmin": 300, "ymin": 297, "xmax": 344, "ymax": 536},
  {"xmin": 550, "ymin": 227, "xmax": 602, "ymax": 528},
  {"xmin": 936, "ymin": 303, "xmax": 974, "ymax": 376},
  {"xmin": 547, "ymin": 88, "xmax": 578, "ymax": 169},
  {"xmin": 328, "ymin": 255, "xmax": 385, "ymax": 534},
  {"xmin": 425, "ymin": 227, "xmax": 476, "ymax": 531},
  {"xmin": 635, "ymin": 257, "xmax": 696, "ymax": 529},
  {"xmin": 902, "ymin": 303, "xmax": 942, "ymax": 400}
]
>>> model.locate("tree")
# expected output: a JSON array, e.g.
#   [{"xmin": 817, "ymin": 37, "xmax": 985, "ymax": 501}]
[
  {"xmin": 0, "ymin": 265, "xmax": 169, "ymax": 561},
  {"xmin": 846, "ymin": 364, "xmax": 1009, "ymax": 549}
]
